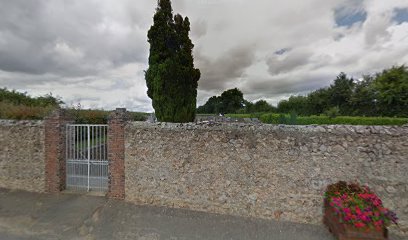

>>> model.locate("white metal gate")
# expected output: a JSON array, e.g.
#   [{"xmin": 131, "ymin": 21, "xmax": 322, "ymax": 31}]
[{"xmin": 66, "ymin": 124, "xmax": 108, "ymax": 192}]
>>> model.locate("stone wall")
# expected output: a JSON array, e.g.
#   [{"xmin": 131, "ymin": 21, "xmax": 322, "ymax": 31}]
[
  {"xmin": 0, "ymin": 120, "xmax": 45, "ymax": 192},
  {"xmin": 125, "ymin": 122, "xmax": 408, "ymax": 235}
]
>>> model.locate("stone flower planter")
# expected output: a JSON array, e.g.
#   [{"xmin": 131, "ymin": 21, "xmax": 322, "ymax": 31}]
[{"xmin": 324, "ymin": 199, "xmax": 388, "ymax": 240}]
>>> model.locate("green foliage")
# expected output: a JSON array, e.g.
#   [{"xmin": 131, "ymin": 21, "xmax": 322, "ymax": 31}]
[
  {"xmin": 129, "ymin": 112, "xmax": 149, "ymax": 121},
  {"xmin": 197, "ymin": 88, "xmax": 244, "ymax": 114},
  {"xmin": 0, "ymin": 88, "xmax": 62, "ymax": 120},
  {"xmin": 68, "ymin": 108, "xmax": 109, "ymax": 124},
  {"xmin": 288, "ymin": 111, "xmax": 298, "ymax": 125},
  {"xmin": 328, "ymin": 72, "xmax": 355, "ymax": 115},
  {"xmin": 258, "ymin": 113, "xmax": 408, "ymax": 125},
  {"xmin": 145, "ymin": 0, "xmax": 200, "ymax": 122},
  {"xmin": 197, "ymin": 96, "xmax": 221, "ymax": 114},
  {"xmin": 305, "ymin": 88, "xmax": 330, "ymax": 115},
  {"xmin": 68, "ymin": 108, "xmax": 148, "ymax": 124},
  {"xmin": 373, "ymin": 65, "xmax": 408, "ymax": 117},
  {"xmin": 219, "ymin": 88, "xmax": 245, "ymax": 113},
  {"xmin": 278, "ymin": 96, "xmax": 308, "ymax": 115},
  {"xmin": 248, "ymin": 100, "xmax": 277, "ymax": 113},
  {"xmin": 0, "ymin": 88, "xmax": 63, "ymax": 107},
  {"xmin": 0, "ymin": 88, "xmax": 149, "ymax": 122},
  {"xmin": 350, "ymin": 75, "xmax": 378, "ymax": 116},
  {"xmin": 197, "ymin": 88, "xmax": 276, "ymax": 114},
  {"xmin": 0, "ymin": 102, "xmax": 55, "ymax": 120},
  {"xmin": 325, "ymin": 106, "xmax": 340, "ymax": 119},
  {"xmin": 276, "ymin": 66, "xmax": 408, "ymax": 117}
]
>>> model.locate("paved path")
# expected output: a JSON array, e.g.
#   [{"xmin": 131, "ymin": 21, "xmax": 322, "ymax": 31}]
[{"xmin": 0, "ymin": 188, "xmax": 401, "ymax": 240}]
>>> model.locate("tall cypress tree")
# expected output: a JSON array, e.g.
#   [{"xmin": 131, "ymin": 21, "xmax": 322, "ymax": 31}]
[{"xmin": 146, "ymin": 0, "xmax": 200, "ymax": 122}]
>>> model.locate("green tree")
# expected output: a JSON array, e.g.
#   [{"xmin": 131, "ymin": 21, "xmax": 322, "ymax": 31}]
[
  {"xmin": 197, "ymin": 96, "xmax": 221, "ymax": 114},
  {"xmin": 374, "ymin": 65, "xmax": 408, "ymax": 117},
  {"xmin": 324, "ymin": 106, "xmax": 340, "ymax": 119},
  {"xmin": 350, "ymin": 75, "xmax": 378, "ymax": 116},
  {"xmin": 145, "ymin": 0, "xmax": 200, "ymax": 122},
  {"xmin": 277, "ymin": 95, "xmax": 308, "ymax": 115},
  {"xmin": 243, "ymin": 100, "xmax": 254, "ymax": 113},
  {"xmin": 219, "ymin": 88, "xmax": 245, "ymax": 113},
  {"xmin": 197, "ymin": 88, "xmax": 245, "ymax": 114},
  {"xmin": 306, "ymin": 88, "xmax": 330, "ymax": 115},
  {"xmin": 327, "ymin": 72, "xmax": 355, "ymax": 115},
  {"xmin": 251, "ymin": 100, "xmax": 276, "ymax": 113}
]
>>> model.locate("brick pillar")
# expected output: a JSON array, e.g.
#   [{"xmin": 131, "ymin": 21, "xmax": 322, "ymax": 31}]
[
  {"xmin": 107, "ymin": 108, "xmax": 128, "ymax": 199},
  {"xmin": 44, "ymin": 109, "xmax": 73, "ymax": 193}
]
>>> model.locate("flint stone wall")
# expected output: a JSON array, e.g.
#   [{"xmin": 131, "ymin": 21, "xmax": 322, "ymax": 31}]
[
  {"xmin": 125, "ymin": 122, "xmax": 408, "ymax": 234},
  {"xmin": 0, "ymin": 120, "xmax": 45, "ymax": 192}
]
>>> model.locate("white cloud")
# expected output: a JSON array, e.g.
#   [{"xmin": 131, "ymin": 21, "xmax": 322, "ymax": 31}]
[{"xmin": 0, "ymin": 0, "xmax": 407, "ymax": 111}]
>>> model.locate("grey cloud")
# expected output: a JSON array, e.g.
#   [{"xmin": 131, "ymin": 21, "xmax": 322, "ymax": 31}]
[
  {"xmin": 1, "ymin": 0, "xmax": 408, "ymax": 112},
  {"xmin": 0, "ymin": 0, "xmax": 148, "ymax": 77},
  {"xmin": 364, "ymin": 11, "xmax": 393, "ymax": 46},
  {"xmin": 191, "ymin": 20, "xmax": 207, "ymax": 39},
  {"xmin": 0, "ymin": 70, "xmax": 59, "ymax": 88},
  {"xmin": 266, "ymin": 49, "xmax": 312, "ymax": 75},
  {"xmin": 242, "ymin": 73, "xmax": 332, "ymax": 97},
  {"xmin": 196, "ymin": 45, "xmax": 255, "ymax": 91}
]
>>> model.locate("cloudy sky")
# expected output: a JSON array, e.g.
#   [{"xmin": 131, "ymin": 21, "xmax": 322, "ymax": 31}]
[{"xmin": 1, "ymin": 0, "xmax": 408, "ymax": 112}]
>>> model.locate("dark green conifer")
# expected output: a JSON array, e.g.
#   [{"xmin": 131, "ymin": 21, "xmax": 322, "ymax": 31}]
[{"xmin": 145, "ymin": 0, "xmax": 200, "ymax": 122}]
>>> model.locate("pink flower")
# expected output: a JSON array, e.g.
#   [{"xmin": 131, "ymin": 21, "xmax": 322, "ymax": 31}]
[
  {"xmin": 354, "ymin": 222, "xmax": 365, "ymax": 228},
  {"xmin": 355, "ymin": 206, "xmax": 362, "ymax": 215},
  {"xmin": 343, "ymin": 208, "xmax": 351, "ymax": 214},
  {"xmin": 374, "ymin": 220, "xmax": 383, "ymax": 227}
]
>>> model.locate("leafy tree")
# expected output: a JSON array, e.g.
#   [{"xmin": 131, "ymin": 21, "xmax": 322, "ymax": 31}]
[
  {"xmin": 327, "ymin": 72, "xmax": 355, "ymax": 115},
  {"xmin": 197, "ymin": 96, "xmax": 221, "ymax": 114},
  {"xmin": 197, "ymin": 88, "xmax": 246, "ymax": 114},
  {"xmin": 145, "ymin": 0, "xmax": 200, "ymax": 122},
  {"xmin": 277, "ymin": 95, "xmax": 308, "ymax": 115},
  {"xmin": 274, "ymin": 66, "xmax": 407, "ymax": 117},
  {"xmin": 373, "ymin": 65, "xmax": 408, "ymax": 117},
  {"xmin": 350, "ymin": 75, "xmax": 378, "ymax": 116},
  {"xmin": 242, "ymin": 100, "xmax": 254, "ymax": 113},
  {"xmin": 325, "ymin": 106, "xmax": 340, "ymax": 119},
  {"xmin": 198, "ymin": 89, "xmax": 278, "ymax": 114},
  {"xmin": 251, "ymin": 100, "xmax": 276, "ymax": 113},
  {"xmin": 305, "ymin": 88, "xmax": 330, "ymax": 115},
  {"xmin": 219, "ymin": 88, "xmax": 245, "ymax": 113}
]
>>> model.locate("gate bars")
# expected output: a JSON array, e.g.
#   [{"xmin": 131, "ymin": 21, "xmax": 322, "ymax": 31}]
[{"xmin": 66, "ymin": 124, "xmax": 108, "ymax": 192}]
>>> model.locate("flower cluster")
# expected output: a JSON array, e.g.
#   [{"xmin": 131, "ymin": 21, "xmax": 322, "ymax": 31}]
[{"xmin": 325, "ymin": 181, "xmax": 398, "ymax": 230}]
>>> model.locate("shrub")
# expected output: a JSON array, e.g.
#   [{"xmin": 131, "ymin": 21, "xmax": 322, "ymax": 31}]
[
  {"xmin": 0, "ymin": 102, "xmax": 56, "ymax": 120},
  {"xmin": 258, "ymin": 114, "xmax": 408, "ymax": 125},
  {"xmin": 68, "ymin": 109, "xmax": 149, "ymax": 124},
  {"xmin": 68, "ymin": 109, "xmax": 109, "ymax": 124},
  {"xmin": 325, "ymin": 106, "xmax": 340, "ymax": 119}
]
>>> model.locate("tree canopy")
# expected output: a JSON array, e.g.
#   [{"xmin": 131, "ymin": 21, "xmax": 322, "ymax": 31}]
[
  {"xmin": 198, "ymin": 65, "xmax": 407, "ymax": 118},
  {"xmin": 197, "ymin": 88, "xmax": 276, "ymax": 114},
  {"xmin": 197, "ymin": 88, "xmax": 244, "ymax": 114},
  {"xmin": 276, "ymin": 65, "xmax": 408, "ymax": 117},
  {"xmin": 145, "ymin": 0, "xmax": 200, "ymax": 122}
]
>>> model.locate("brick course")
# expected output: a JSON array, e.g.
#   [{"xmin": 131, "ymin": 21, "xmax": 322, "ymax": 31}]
[
  {"xmin": 44, "ymin": 109, "xmax": 73, "ymax": 193},
  {"xmin": 107, "ymin": 108, "xmax": 128, "ymax": 199}
]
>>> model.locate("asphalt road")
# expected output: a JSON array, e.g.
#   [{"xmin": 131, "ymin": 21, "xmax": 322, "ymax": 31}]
[{"xmin": 0, "ymin": 188, "xmax": 401, "ymax": 240}]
